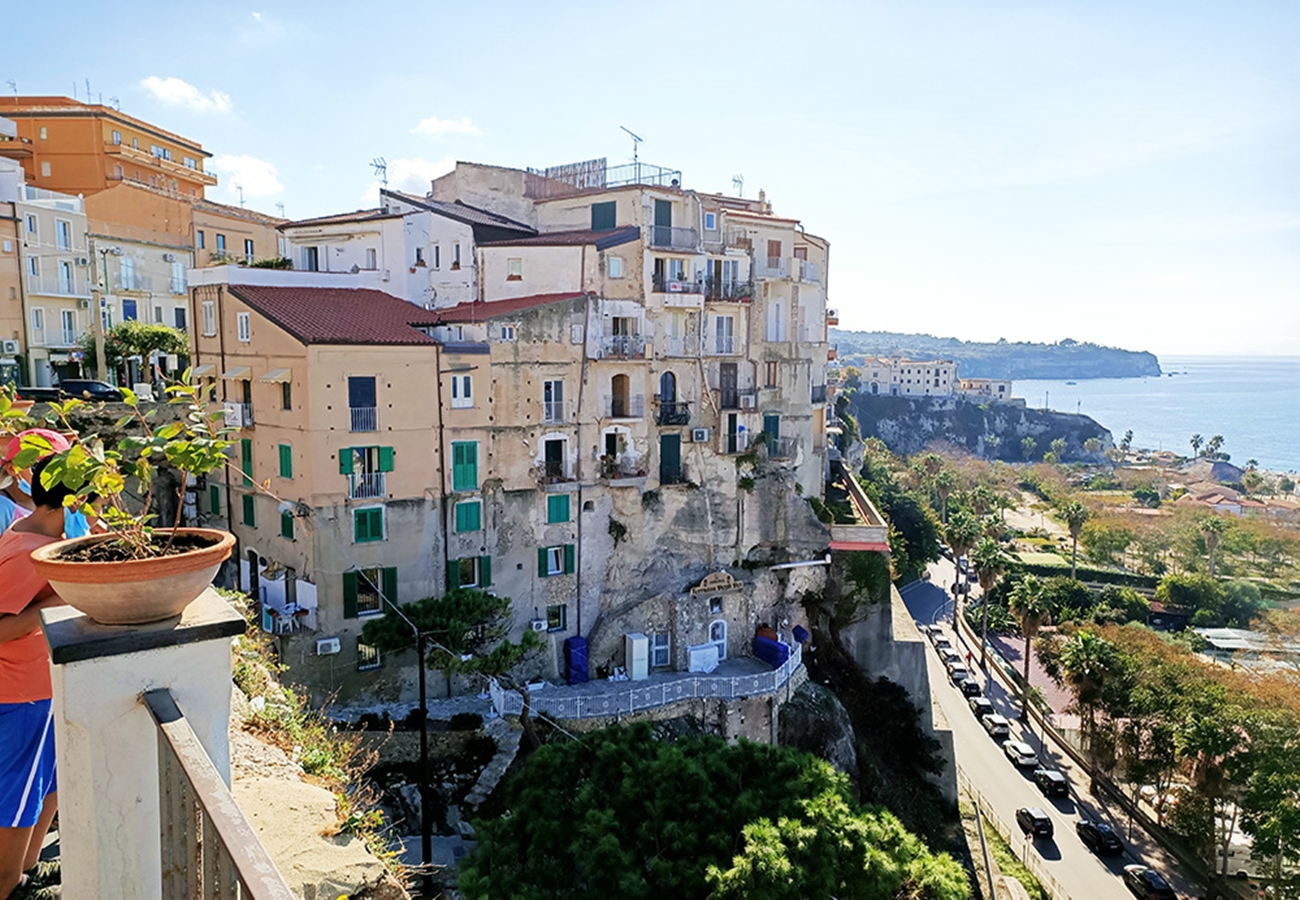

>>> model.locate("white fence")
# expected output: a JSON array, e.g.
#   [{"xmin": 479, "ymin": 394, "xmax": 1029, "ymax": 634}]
[{"xmin": 490, "ymin": 643, "xmax": 803, "ymax": 720}]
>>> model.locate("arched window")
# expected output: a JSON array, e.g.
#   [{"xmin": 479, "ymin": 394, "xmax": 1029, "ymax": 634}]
[
  {"xmin": 611, "ymin": 373, "xmax": 630, "ymax": 418},
  {"xmin": 709, "ymin": 620, "xmax": 727, "ymax": 661},
  {"xmin": 659, "ymin": 371, "xmax": 676, "ymax": 404}
]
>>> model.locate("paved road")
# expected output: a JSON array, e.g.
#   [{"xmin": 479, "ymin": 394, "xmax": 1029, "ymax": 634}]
[{"xmin": 901, "ymin": 556, "xmax": 1197, "ymax": 900}]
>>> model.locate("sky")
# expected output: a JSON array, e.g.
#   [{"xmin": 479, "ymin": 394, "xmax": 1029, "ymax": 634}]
[{"xmin": 8, "ymin": 1, "xmax": 1298, "ymax": 357}]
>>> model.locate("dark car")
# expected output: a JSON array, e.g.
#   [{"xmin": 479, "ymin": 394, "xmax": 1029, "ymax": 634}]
[
  {"xmin": 19, "ymin": 380, "xmax": 123, "ymax": 402},
  {"xmin": 1122, "ymin": 864, "xmax": 1177, "ymax": 900},
  {"xmin": 1076, "ymin": 819, "xmax": 1124, "ymax": 855},
  {"xmin": 1033, "ymin": 768, "xmax": 1069, "ymax": 797},
  {"xmin": 1015, "ymin": 807, "xmax": 1053, "ymax": 839},
  {"xmin": 960, "ymin": 679, "xmax": 983, "ymax": 697}
]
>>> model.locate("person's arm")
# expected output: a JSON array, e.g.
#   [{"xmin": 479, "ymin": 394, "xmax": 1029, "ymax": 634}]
[{"xmin": 0, "ymin": 593, "xmax": 63, "ymax": 643}]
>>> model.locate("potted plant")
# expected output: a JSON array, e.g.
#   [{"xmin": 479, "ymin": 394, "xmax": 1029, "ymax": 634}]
[{"xmin": 23, "ymin": 375, "xmax": 237, "ymax": 625}]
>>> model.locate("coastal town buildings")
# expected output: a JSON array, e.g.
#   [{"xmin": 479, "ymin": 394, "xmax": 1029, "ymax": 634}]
[
  {"xmin": 956, "ymin": 376, "xmax": 1013, "ymax": 401},
  {"xmin": 860, "ymin": 356, "xmax": 957, "ymax": 397},
  {"xmin": 192, "ymin": 197, "xmax": 287, "ymax": 267}
]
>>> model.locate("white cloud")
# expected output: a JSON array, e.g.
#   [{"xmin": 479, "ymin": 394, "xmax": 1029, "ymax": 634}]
[
  {"xmin": 139, "ymin": 76, "xmax": 232, "ymax": 113},
  {"xmin": 411, "ymin": 116, "xmax": 481, "ymax": 138},
  {"xmin": 360, "ymin": 156, "xmax": 456, "ymax": 205},
  {"xmin": 208, "ymin": 154, "xmax": 283, "ymax": 198},
  {"xmin": 251, "ymin": 11, "xmax": 261, "ymax": 20}
]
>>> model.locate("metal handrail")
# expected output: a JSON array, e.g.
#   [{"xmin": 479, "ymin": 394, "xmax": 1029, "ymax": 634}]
[
  {"xmin": 958, "ymin": 767, "xmax": 1075, "ymax": 900},
  {"xmin": 655, "ymin": 399, "xmax": 691, "ymax": 426},
  {"xmin": 349, "ymin": 406, "xmax": 378, "ymax": 432},
  {"xmin": 144, "ymin": 689, "xmax": 295, "ymax": 900},
  {"xmin": 647, "ymin": 225, "xmax": 699, "ymax": 250}
]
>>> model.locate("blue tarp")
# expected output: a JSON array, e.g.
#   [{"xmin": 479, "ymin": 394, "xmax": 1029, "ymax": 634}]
[
  {"xmin": 564, "ymin": 635, "xmax": 589, "ymax": 685},
  {"xmin": 753, "ymin": 635, "xmax": 790, "ymax": 669},
  {"xmin": 792, "ymin": 625, "xmax": 810, "ymax": 644}
]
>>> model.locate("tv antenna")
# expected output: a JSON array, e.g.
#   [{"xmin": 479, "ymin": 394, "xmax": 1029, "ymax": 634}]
[
  {"xmin": 371, "ymin": 157, "xmax": 388, "ymax": 187},
  {"xmin": 108, "ymin": 96, "xmax": 120, "ymax": 111},
  {"xmin": 5, "ymin": 80, "xmax": 16, "ymax": 97},
  {"xmin": 619, "ymin": 126, "xmax": 643, "ymax": 163},
  {"xmin": 732, "ymin": 174, "xmax": 744, "ymax": 198},
  {"xmin": 235, "ymin": 184, "xmax": 245, "ymax": 207},
  {"xmin": 275, "ymin": 202, "xmax": 285, "ymax": 218}
]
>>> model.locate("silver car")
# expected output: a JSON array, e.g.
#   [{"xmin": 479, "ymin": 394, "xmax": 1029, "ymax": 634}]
[{"xmin": 1003, "ymin": 740, "xmax": 1040, "ymax": 768}]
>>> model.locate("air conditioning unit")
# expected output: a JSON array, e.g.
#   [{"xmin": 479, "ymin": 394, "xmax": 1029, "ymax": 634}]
[
  {"xmin": 162, "ymin": 253, "xmax": 175, "ymax": 262},
  {"xmin": 692, "ymin": 427, "xmax": 710, "ymax": 443},
  {"xmin": 316, "ymin": 637, "xmax": 341, "ymax": 656},
  {"xmin": 740, "ymin": 395, "xmax": 756, "ymax": 409},
  {"xmin": 74, "ymin": 256, "xmax": 90, "ymax": 267},
  {"xmin": 1, "ymin": 340, "xmax": 18, "ymax": 354},
  {"xmin": 77, "ymin": 299, "xmax": 91, "ymax": 309},
  {"xmin": 530, "ymin": 619, "xmax": 547, "ymax": 632}
]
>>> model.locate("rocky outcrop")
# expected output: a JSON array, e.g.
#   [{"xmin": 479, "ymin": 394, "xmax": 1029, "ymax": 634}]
[{"xmin": 778, "ymin": 682, "xmax": 858, "ymax": 776}]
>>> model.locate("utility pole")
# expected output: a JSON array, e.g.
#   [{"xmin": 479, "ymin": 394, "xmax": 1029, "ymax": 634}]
[{"xmin": 88, "ymin": 239, "xmax": 118, "ymax": 382}]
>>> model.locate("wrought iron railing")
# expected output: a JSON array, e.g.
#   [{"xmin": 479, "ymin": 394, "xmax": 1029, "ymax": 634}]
[
  {"xmin": 655, "ymin": 399, "xmax": 690, "ymax": 426},
  {"xmin": 349, "ymin": 471, "xmax": 386, "ymax": 499},
  {"xmin": 535, "ymin": 460, "xmax": 574, "ymax": 485},
  {"xmin": 710, "ymin": 336, "xmax": 736, "ymax": 355},
  {"xmin": 349, "ymin": 406, "xmax": 377, "ymax": 432},
  {"xmin": 144, "ymin": 689, "xmax": 295, "ymax": 899},
  {"xmin": 718, "ymin": 387, "xmax": 756, "ymax": 410},
  {"xmin": 542, "ymin": 400, "xmax": 565, "ymax": 423},
  {"xmin": 601, "ymin": 334, "xmax": 646, "ymax": 358},
  {"xmin": 660, "ymin": 462, "xmax": 690, "ymax": 485},
  {"xmin": 647, "ymin": 225, "xmax": 699, "ymax": 251},
  {"xmin": 652, "ymin": 275, "xmax": 702, "ymax": 294},
  {"xmin": 606, "ymin": 394, "xmax": 645, "ymax": 418},
  {"xmin": 767, "ymin": 436, "xmax": 798, "ymax": 459},
  {"xmin": 661, "ymin": 336, "xmax": 700, "ymax": 357},
  {"xmin": 703, "ymin": 278, "xmax": 753, "ymax": 301}
]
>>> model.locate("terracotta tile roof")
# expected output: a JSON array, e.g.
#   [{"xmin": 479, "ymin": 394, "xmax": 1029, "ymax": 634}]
[
  {"xmin": 381, "ymin": 189, "xmax": 535, "ymax": 233},
  {"xmin": 229, "ymin": 286, "xmax": 437, "ymax": 346},
  {"xmin": 192, "ymin": 197, "xmax": 287, "ymax": 227},
  {"xmin": 428, "ymin": 292, "xmax": 589, "ymax": 323},
  {"xmin": 279, "ymin": 208, "xmax": 404, "ymax": 230},
  {"xmin": 480, "ymin": 226, "xmax": 640, "ymax": 251}
]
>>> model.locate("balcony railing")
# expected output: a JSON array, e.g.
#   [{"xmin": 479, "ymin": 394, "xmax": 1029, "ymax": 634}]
[
  {"xmin": 796, "ymin": 260, "xmax": 820, "ymax": 283},
  {"xmin": 718, "ymin": 387, "xmax": 757, "ymax": 410},
  {"xmin": 710, "ymin": 336, "xmax": 737, "ymax": 355},
  {"xmin": 535, "ymin": 460, "xmax": 574, "ymax": 485},
  {"xmin": 349, "ymin": 406, "xmax": 378, "ymax": 432},
  {"xmin": 812, "ymin": 384, "xmax": 828, "ymax": 404},
  {"xmin": 647, "ymin": 225, "xmax": 699, "ymax": 251},
  {"xmin": 754, "ymin": 257, "xmax": 787, "ymax": 278},
  {"xmin": 223, "ymin": 402, "xmax": 253, "ymax": 428},
  {"xmin": 349, "ymin": 471, "xmax": 386, "ymax": 499},
  {"xmin": 601, "ymin": 334, "xmax": 646, "ymax": 358},
  {"xmin": 651, "ymin": 276, "xmax": 703, "ymax": 295},
  {"xmin": 766, "ymin": 436, "xmax": 798, "ymax": 459},
  {"xmin": 660, "ymin": 462, "xmax": 690, "ymax": 485},
  {"xmin": 661, "ymin": 335, "xmax": 699, "ymax": 357},
  {"xmin": 704, "ymin": 278, "xmax": 753, "ymax": 302},
  {"xmin": 655, "ymin": 399, "xmax": 691, "ymax": 426},
  {"xmin": 606, "ymin": 394, "xmax": 645, "ymax": 419},
  {"xmin": 724, "ymin": 229, "xmax": 752, "ymax": 250},
  {"xmin": 26, "ymin": 273, "xmax": 90, "ymax": 297},
  {"xmin": 600, "ymin": 455, "xmax": 646, "ymax": 481},
  {"xmin": 542, "ymin": 400, "xmax": 565, "ymax": 423},
  {"xmin": 145, "ymin": 689, "xmax": 296, "ymax": 900},
  {"xmin": 114, "ymin": 273, "xmax": 155, "ymax": 292}
]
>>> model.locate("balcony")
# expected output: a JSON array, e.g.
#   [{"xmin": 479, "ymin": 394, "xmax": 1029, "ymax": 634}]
[
  {"xmin": 605, "ymin": 394, "xmax": 645, "ymax": 419},
  {"xmin": 647, "ymin": 225, "xmax": 699, "ymax": 251},
  {"xmin": 223, "ymin": 402, "xmax": 254, "ymax": 428},
  {"xmin": 655, "ymin": 399, "xmax": 691, "ymax": 426},
  {"xmin": 796, "ymin": 260, "xmax": 820, "ymax": 283},
  {"xmin": 754, "ymin": 257, "xmax": 787, "ymax": 278},
  {"xmin": 349, "ymin": 471, "xmax": 386, "ymax": 500},
  {"xmin": 724, "ymin": 229, "xmax": 752, "ymax": 251},
  {"xmin": 600, "ymin": 334, "xmax": 646, "ymax": 359},
  {"xmin": 542, "ymin": 400, "xmax": 566, "ymax": 424},
  {"xmin": 718, "ymin": 387, "xmax": 757, "ymax": 411},
  {"xmin": 600, "ymin": 455, "xmax": 647, "ymax": 485},
  {"xmin": 704, "ymin": 278, "xmax": 753, "ymax": 302},
  {"xmin": 709, "ymin": 336, "xmax": 737, "ymax": 356},
  {"xmin": 812, "ymin": 384, "xmax": 828, "ymax": 404},
  {"xmin": 349, "ymin": 406, "xmax": 378, "ymax": 432},
  {"xmin": 535, "ymin": 459, "xmax": 575, "ymax": 487},
  {"xmin": 26, "ymin": 273, "xmax": 90, "ymax": 298},
  {"xmin": 114, "ymin": 273, "xmax": 155, "ymax": 293},
  {"xmin": 766, "ymin": 436, "xmax": 798, "ymax": 460},
  {"xmin": 660, "ymin": 462, "xmax": 691, "ymax": 486},
  {"xmin": 661, "ymin": 335, "xmax": 700, "ymax": 357},
  {"xmin": 652, "ymin": 275, "xmax": 703, "ymax": 295},
  {"xmin": 829, "ymin": 474, "xmax": 891, "ymax": 551}
]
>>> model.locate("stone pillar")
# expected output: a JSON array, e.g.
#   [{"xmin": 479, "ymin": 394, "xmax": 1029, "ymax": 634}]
[{"xmin": 41, "ymin": 589, "xmax": 245, "ymax": 900}]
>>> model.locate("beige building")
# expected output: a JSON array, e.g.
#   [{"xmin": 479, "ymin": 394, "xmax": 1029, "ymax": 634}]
[
  {"xmin": 192, "ymin": 198, "xmax": 287, "ymax": 267},
  {"xmin": 0, "ymin": 156, "xmax": 25, "ymax": 382},
  {"xmin": 957, "ymin": 377, "xmax": 1013, "ymax": 401},
  {"xmin": 860, "ymin": 356, "xmax": 957, "ymax": 397}
]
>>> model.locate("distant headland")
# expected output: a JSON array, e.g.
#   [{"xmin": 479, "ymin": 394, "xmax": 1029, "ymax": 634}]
[{"xmin": 830, "ymin": 331, "xmax": 1162, "ymax": 380}]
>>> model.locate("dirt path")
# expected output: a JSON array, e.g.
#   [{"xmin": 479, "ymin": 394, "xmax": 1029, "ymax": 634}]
[{"xmin": 1003, "ymin": 491, "xmax": 1065, "ymax": 537}]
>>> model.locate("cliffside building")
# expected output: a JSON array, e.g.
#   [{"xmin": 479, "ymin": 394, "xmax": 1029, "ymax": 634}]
[{"xmin": 860, "ymin": 356, "xmax": 957, "ymax": 397}]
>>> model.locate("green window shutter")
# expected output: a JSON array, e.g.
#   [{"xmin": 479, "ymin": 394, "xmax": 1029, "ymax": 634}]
[
  {"xmin": 382, "ymin": 567, "xmax": 398, "ymax": 605},
  {"xmin": 547, "ymin": 494, "xmax": 569, "ymax": 523},
  {"xmin": 355, "ymin": 508, "xmax": 383, "ymax": 543},
  {"xmin": 452, "ymin": 441, "xmax": 478, "ymax": 491},
  {"xmin": 279, "ymin": 443, "xmax": 293, "ymax": 479},
  {"xmin": 338, "ymin": 447, "xmax": 354, "ymax": 475},
  {"xmin": 343, "ymin": 571, "xmax": 359, "ymax": 619},
  {"xmin": 446, "ymin": 561, "xmax": 458, "ymax": 592},
  {"xmin": 564, "ymin": 544, "xmax": 575, "ymax": 574},
  {"xmin": 591, "ymin": 201, "xmax": 616, "ymax": 231},
  {"xmin": 242, "ymin": 494, "xmax": 255, "ymax": 527},
  {"xmin": 479, "ymin": 556, "xmax": 491, "ymax": 588},
  {"xmin": 280, "ymin": 512, "xmax": 294, "ymax": 540},
  {"xmin": 240, "ymin": 438, "xmax": 253, "ymax": 486},
  {"xmin": 208, "ymin": 484, "xmax": 220, "ymax": 514},
  {"xmin": 455, "ymin": 500, "xmax": 481, "ymax": 533},
  {"xmin": 378, "ymin": 446, "xmax": 395, "ymax": 473},
  {"xmin": 538, "ymin": 546, "xmax": 548, "ymax": 578}
]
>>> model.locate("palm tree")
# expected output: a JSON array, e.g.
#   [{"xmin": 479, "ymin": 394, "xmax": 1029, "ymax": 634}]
[
  {"xmin": 1121, "ymin": 430, "xmax": 1133, "ymax": 454},
  {"xmin": 1190, "ymin": 433, "xmax": 1203, "ymax": 457},
  {"xmin": 945, "ymin": 509, "xmax": 982, "ymax": 616},
  {"xmin": 1083, "ymin": 437, "xmax": 1102, "ymax": 455},
  {"xmin": 1205, "ymin": 434, "xmax": 1224, "ymax": 458},
  {"xmin": 1059, "ymin": 629, "xmax": 1119, "ymax": 756},
  {"xmin": 934, "ymin": 470, "xmax": 956, "ymax": 523},
  {"xmin": 1060, "ymin": 499, "xmax": 1090, "ymax": 580},
  {"xmin": 1021, "ymin": 436, "xmax": 1037, "ymax": 462},
  {"xmin": 1008, "ymin": 574, "xmax": 1051, "ymax": 722},
  {"xmin": 1200, "ymin": 516, "xmax": 1226, "ymax": 577},
  {"xmin": 972, "ymin": 537, "xmax": 1011, "ymax": 669}
]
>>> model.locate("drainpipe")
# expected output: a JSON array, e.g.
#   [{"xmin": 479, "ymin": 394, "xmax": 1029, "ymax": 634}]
[
  {"xmin": 574, "ymin": 292, "xmax": 593, "ymax": 640},
  {"xmin": 769, "ymin": 554, "xmax": 831, "ymax": 571},
  {"xmin": 433, "ymin": 342, "xmax": 450, "ymax": 595},
  {"xmin": 217, "ymin": 285, "xmax": 235, "ymax": 547}
]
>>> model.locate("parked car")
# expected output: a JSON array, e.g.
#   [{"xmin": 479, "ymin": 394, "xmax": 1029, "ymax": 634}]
[
  {"xmin": 918, "ymin": 624, "xmax": 936, "ymax": 638},
  {"xmin": 1033, "ymin": 768, "xmax": 1069, "ymax": 797},
  {"xmin": 933, "ymin": 637, "xmax": 953, "ymax": 652},
  {"xmin": 969, "ymin": 696, "xmax": 995, "ymax": 719},
  {"xmin": 1122, "ymin": 864, "xmax": 1177, "ymax": 900},
  {"xmin": 960, "ymin": 679, "xmax": 983, "ymax": 697},
  {"xmin": 940, "ymin": 648, "xmax": 963, "ymax": 666},
  {"xmin": 940, "ymin": 546, "xmax": 955, "ymax": 561},
  {"xmin": 982, "ymin": 714, "xmax": 1011, "ymax": 740},
  {"xmin": 19, "ymin": 380, "xmax": 124, "ymax": 402},
  {"xmin": 1015, "ymin": 807, "xmax": 1053, "ymax": 839},
  {"xmin": 947, "ymin": 664, "xmax": 970, "ymax": 686},
  {"xmin": 1003, "ymin": 740, "xmax": 1039, "ymax": 768},
  {"xmin": 1076, "ymin": 819, "xmax": 1124, "ymax": 855}
]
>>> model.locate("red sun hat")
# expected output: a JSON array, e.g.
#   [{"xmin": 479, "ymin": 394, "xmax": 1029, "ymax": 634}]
[{"xmin": 3, "ymin": 428, "xmax": 72, "ymax": 466}]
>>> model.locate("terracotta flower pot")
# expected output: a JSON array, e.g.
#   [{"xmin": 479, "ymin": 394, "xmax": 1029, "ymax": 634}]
[
  {"xmin": 11, "ymin": 400, "xmax": 36, "ymax": 413},
  {"xmin": 30, "ymin": 528, "xmax": 236, "ymax": 625}
]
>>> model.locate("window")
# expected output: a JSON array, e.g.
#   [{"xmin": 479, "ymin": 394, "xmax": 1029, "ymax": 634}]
[
  {"xmin": 119, "ymin": 256, "xmax": 136, "ymax": 290},
  {"xmin": 365, "ymin": 248, "xmax": 376, "ymax": 270},
  {"xmin": 506, "ymin": 258, "xmax": 522, "ymax": 280},
  {"xmin": 450, "ymin": 556, "xmax": 491, "ymax": 589},
  {"xmin": 208, "ymin": 484, "xmax": 220, "ymax": 515},
  {"xmin": 343, "ymin": 567, "xmax": 397, "ymax": 618},
  {"xmin": 241, "ymin": 494, "xmax": 255, "ymax": 527},
  {"xmin": 112, "ymin": 130, "xmax": 121, "ymax": 145},
  {"xmin": 60, "ymin": 309, "xmax": 76, "ymax": 345},
  {"xmin": 704, "ymin": 212, "xmax": 717, "ymax": 231},
  {"xmin": 196, "ymin": 229, "xmax": 205, "ymax": 250},
  {"xmin": 765, "ymin": 361, "xmax": 778, "ymax": 388},
  {"xmin": 538, "ymin": 544, "xmax": 575, "ymax": 577},
  {"xmin": 58, "ymin": 261, "xmax": 73, "ymax": 295},
  {"xmin": 244, "ymin": 239, "xmax": 254, "ymax": 262},
  {"xmin": 302, "ymin": 246, "xmax": 318, "ymax": 271},
  {"xmin": 452, "ymin": 243, "xmax": 461, "ymax": 270},
  {"xmin": 113, "ymin": 164, "xmax": 123, "ymax": 180},
  {"xmin": 202, "ymin": 300, "xmax": 216, "ymax": 335},
  {"xmin": 450, "ymin": 374, "xmax": 473, "ymax": 408},
  {"xmin": 24, "ymin": 215, "xmax": 36, "ymax": 238},
  {"xmin": 240, "ymin": 438, "xmax": 253, "ymax": 486},
  {"xmin": 281, "ymin": 381, "xmax": 292, "ymax": 411},
  {"xmin": 40, "ymin": 162, "xmax": 51, "ymax": 178},
  {"xmin": 709, "ymin": 620, "xmax": 727, "ymax": 661},
  {"xmin": 651, "ymin": 632, "xmax": 670, "ymax": 667},
  {"xmin": 173, "ymin": 307, "xmax": 187, "ymax": 330},
  {"xmin": 237, "ymin": 312, "xmax": 251, "ymax": 342},
  {"xmin": 499, "ymin": 325, "xmax": 515, "ymax": 341},
  {"xmin": 767, "ymin": 239, "xmax": 782, "ymax": 261},
  {"xmin": 414, "ymin": 247, "xmax": 425, "ymax": 266},
  {"xmin": 154, "ymin": 305, "xmax": 164, "ymax": 324},
  {"xmin": 38, "ymin": 126, "xmax": 47, "ymax": 140},
  {"xmin": 547, "ymin": 494, "xmax": 570, "ymax": 524},
  {"xmin": 451, "ymin": 441, "xmax": 478, "ymax": 491},
  {"xmin": 546, "ymin": 604, "xmax": 568, "ymax": 633},
  {"xmin": 356, "ymin": 642, "xmax": 381, "ymax": 670},
  {"xmin": 1, "ymin": 240, "xmax": 7, "ymax": 253},
  {"xmin": 715, "ymin": 315, "xmax": 735, "ymax": 354},
  {"xmin": 216, "ymin": 234, "xmax": 227, "ymax": 254},
  {"xmin": 30, "ymin": 308, "xmax": 44, "ymax": 343},
  {"xmin": 433, "ymin": 244, "xmax": 440, "ymax": 269},
  {"xmin": 607, "ymin": 256, "xmax": 624, "ymax": 278},
  {"xmin": 278, "ymin": 443, "xmax": 293, "ymax": 479},
  {"xmin": 454, "ymin": 499, "xmax": 482, "ymax": 533},
  {"xmin": 55, "ymin": 220, "xmax": 71, "ymax": 251},
  {"xmin": 354, "ymin": 507, "xmax": 384, "ymax": 543},
  {"xmin": 667, "ymin": 258, "xmax": 685, "ymax": 281},
  {"xmin": 27, "ymin": 256, "xmax": 38, "ymax": 278},
  {"xmin": 280, "ymin": 511, "xmax": 295, "ymax": 540},
  {"xmin": 183, "ymin": 156, "xmax": 196, "ymax": 169},
  {"xmin": 590, "ymin": 201, "xmax": 616, "ymax": 231},
  {"xmin": 171, "ymin": 261, "xmax": 186, "ymax": 294},
  {"xmin": 542, "ymin": 380, "xmax": 563, "ymax": 423},
  {"xmin": 132, "ymin": 138, "xmax": 139, "ymax": 149}
]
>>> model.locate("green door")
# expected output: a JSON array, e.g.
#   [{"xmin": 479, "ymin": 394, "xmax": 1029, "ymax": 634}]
[
  {"xmin": 659, "ymin": 434, "xmax": 681, "ymax": 484},
  {"xmin": 654, "ymin": 199, "xmax": 672, "ymax": 246},
  {"xmin": 763, "ymin": 414, "xmax": 780, "ymax": 441}
]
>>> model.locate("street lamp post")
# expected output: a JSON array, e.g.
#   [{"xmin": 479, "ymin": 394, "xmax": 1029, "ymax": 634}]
[{"xmin": 88, "ymin": 242, "xmax": 121, "ymax": 383}]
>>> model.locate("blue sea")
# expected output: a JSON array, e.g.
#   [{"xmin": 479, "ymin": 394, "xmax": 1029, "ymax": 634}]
[{"xmin": 1014, "ymin": 356, "xmax": 1300, "ymax": 473}]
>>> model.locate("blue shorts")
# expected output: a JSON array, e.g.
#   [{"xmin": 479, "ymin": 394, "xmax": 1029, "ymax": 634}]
[{"xmin": 0, "ymin": 700, "xmax": 57, "ymax": 828}]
